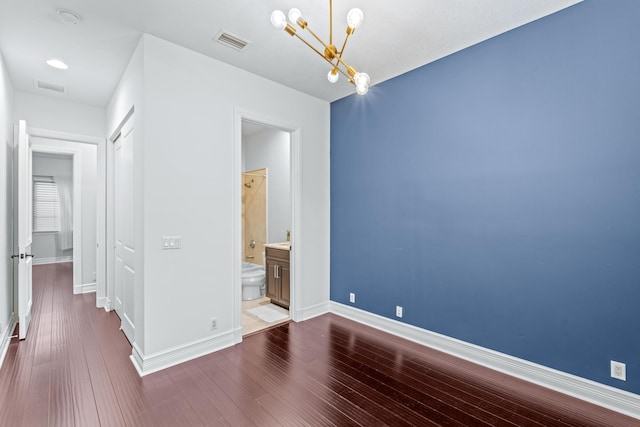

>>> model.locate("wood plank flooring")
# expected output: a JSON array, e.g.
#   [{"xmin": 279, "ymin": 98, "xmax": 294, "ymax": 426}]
[{"xmin": 1, "ymin": 263, "xmax": 638, "ymax": 426}]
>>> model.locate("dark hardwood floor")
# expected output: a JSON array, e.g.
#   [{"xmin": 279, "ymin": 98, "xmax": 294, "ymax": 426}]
[{"xmin": 1, "ymin": 263, "xmax": 637, "ymax": 426}]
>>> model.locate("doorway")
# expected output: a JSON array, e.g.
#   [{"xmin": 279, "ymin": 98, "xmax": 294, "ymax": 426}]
[
  {"xmin": 29, "ymin": 134, "xmax": 101, "ymax": 298},
  {"xmin": 13, "ymin": 123, "xmax": 105, "ymax": 340},
  {"xmin": 235, "ymin": 113, "xmax": 299, "ymax": 338}
]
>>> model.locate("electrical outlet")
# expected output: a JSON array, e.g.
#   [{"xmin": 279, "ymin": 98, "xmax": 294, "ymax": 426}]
[
  {"xmin": 93, "ymin": 271, "xmax": 96, "ymax": 281},
  {"xmin": 611, "ymin": 361, "xmax": 626, "ymax": 381},
  {"xmin": 210, "ymin": 318, "xmax": 217, "ymax": 330},
  {"xmin": 349, "ymin": 293, "xmax": 355, "ymax": 303},
  {"xmin": 396, "ymin": 306, "xmax": 403, "ymax": 318}
]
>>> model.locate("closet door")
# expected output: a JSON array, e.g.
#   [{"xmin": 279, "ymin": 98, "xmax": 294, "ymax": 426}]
[{"xmin": 114, "ymin": 116, "xmax": 135, "ymax": 342}]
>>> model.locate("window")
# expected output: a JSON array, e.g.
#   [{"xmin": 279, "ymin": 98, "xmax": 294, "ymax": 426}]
[{"xmin": 33, "ymin": 176, "xmax": 60, "ymax": 232}]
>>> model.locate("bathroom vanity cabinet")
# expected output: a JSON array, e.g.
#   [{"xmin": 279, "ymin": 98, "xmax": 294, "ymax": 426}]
[{"xmin": 265, "ymin": 245, "xmax": 290, "ymax": 309}]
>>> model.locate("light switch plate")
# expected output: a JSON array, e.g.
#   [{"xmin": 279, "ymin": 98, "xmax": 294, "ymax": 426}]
[{"xmin": 161, "ymin": 236, "xmax": 182, "ymax": 250}]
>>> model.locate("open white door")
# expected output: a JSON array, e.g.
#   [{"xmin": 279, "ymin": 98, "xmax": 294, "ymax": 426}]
[{"xmin": 15, "ymin": 120, "xmax": 34, "ymax": 340}]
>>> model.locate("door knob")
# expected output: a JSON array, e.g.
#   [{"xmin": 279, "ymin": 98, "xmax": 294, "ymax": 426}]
[{"xmin": 249, "ymin": 240, "xmax": 256, "ymax": 248}]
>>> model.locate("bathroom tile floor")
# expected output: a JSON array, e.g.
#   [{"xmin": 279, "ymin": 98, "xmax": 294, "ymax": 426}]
[{"xmin": 242, "ymin": 296, "xmax": 290, "ymax": 335}]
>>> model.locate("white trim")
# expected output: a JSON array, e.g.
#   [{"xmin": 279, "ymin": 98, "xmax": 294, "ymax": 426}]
[
  {"xmin": 233, "ymin": 109, "xmax": 302, "ymax": 341},
  {"xmin": 31, "ymin": 144, "xmax": 82, "ymax": 295},
  {"xmin": 0, "ymin": 316, "xmax": 17, "ymax": 369},
  {"xmin": 330, "ymin": 302, "xmax": 640, "ymax": 421},
  {"xmin": 32, "ymin": 256, "xmax": 73, "ymax": 265},
  {"xmin": 97, "ymin": 297, "xmax": 110, "ymax": 310},
  {"xmin": 29, "ymin": 127, "xmax": 103, "ymax": 145},
  {"xmin": 74, "ymin": 282, "xmax": 96, "ymax": 294},
  {"xmin": 295, "ymin": 301, "xmax": 330, "ymax": 321},
  {"xmin": 95, "ymin": 131, "xmax": 106, "ymax": 308},
  {"xmin": 130, "ymin": 330, "xmax": 237, "ymax": 376}
]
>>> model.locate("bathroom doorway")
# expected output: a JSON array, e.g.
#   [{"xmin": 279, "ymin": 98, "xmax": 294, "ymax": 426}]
[{"xmin": 240, "ymin": 121, "xmax": 291, "ymax": 336}]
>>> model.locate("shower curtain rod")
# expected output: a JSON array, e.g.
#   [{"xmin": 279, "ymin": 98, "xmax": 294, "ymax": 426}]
[{"xmin": 242, "ymin": 172, "xmax": 266, "ymax": 177}]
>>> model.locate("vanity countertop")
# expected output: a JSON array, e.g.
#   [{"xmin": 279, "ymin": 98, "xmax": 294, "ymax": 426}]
[{"xmin": 264, "ymin": 242, "xmax": 291, "ymax": 251}]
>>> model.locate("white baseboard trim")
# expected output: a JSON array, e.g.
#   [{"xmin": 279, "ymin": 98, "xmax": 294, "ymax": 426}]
[
  {"xmin": 33, "ymin": 256, "xmax": 73, "ymax": 265},
  {"xmin": 73, "ymin": 282, "xmax": 96, "ymax": 295},
  {"xmin": 295, "ymin": 301, "xmax": 330, "ymax": 322},
  {"xmin": 330, "ymin": 302, "xmax": 640, "ymax": 420},
  {"xmin": 130, "ymin": 330, "xmax": 237, "ymax": 377},
  {"xmin": 233, "ymin": 327, "xmax": 243, "ymax": 344},
  {"xmin": 97, "ymin": 296, "xmax": 110, "ymax": 310},
  {"xmin": 0, "ymin": 315, "xmax": 17, "ymax": 370}
]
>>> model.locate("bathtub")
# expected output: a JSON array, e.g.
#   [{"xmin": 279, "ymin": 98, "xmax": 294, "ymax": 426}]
[{"xmin": 242, "ymin": 262, "xmax": 266, "ymax": 301}]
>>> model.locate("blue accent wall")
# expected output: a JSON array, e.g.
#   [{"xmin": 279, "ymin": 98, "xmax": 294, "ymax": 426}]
[{"xmin": 330, "ymin": 0, "xmax": 640, "ymax": 394}]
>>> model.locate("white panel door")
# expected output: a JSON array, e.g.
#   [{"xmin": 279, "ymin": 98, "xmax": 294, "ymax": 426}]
[
  {"xmin": 114, "ymin": 116, "xmax": 135, "ymax": 342},
  {"xmin": 16, "ymin": 120, "xmax": 34, "ymax": 340}
]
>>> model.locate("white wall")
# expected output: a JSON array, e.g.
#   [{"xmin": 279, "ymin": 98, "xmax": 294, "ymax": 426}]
[
  {"xmin": 14, "ymin": 92, "xmax": 105, "ymax": 136},
  {"xmin": 31, "ymin": 153, "xmax": 73, "ymax": 263},
  {"xmin": 243, "ymin": 128, "xmax": 291, "ymax": 243},
  {"xmin": 0, "ymin": 51, "xmax": 14, "ymax": 362},
  {"xmin": 107, "ymin": 34, "xmax": 330, "ymax": 371}
]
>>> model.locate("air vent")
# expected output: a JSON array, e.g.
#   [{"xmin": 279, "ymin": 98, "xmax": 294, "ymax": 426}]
[
  {"xmin": 35, "ymin": 80, "xmax": 66, "ymax": 93},
  {"xmin": 214, "ymin": 30, "xmax": 251, "ymax": 51}
]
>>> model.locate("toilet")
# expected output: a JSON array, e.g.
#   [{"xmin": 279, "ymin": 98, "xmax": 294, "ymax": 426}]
[{"xmin": 242, "ymin": 263, "xmax": 266, "ymax": 300}]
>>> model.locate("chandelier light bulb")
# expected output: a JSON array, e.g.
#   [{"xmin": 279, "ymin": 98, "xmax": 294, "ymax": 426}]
[
  {"xmin": 288, "ymin": 8, "xmax": 302, "ymax": 25},
  {"xmin": 271, "ymin": 10, "xmax": 287, "ymax": 29},
  {"xmin": 327, "ymin": 69, "xmax": 339, "ymax": 83},
  {"xmin": 346, "ymin": 8, "xmax": 364, "ymax": 29},
  {"xmin": 355, "ymin": 83, "xmax": 369, "ymax": 95},
  {"xmin": 354, "ymin": 72, "xmax": 370, "ymax": 87}
]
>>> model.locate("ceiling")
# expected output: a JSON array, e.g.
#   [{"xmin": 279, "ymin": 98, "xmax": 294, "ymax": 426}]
[{"xmin": 0, "ymin": 0, "xmax": 582, "ymax": 107}]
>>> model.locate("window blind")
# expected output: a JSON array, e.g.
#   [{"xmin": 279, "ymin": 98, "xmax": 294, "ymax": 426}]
[{"xmin": 33, "ymin": 179, "xmax": 60, "ymax": 232}]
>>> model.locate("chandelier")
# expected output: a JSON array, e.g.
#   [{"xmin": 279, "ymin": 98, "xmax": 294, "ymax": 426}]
[{"xmin": 270, "ymin": 1, "xmax": 370, "ymax": 95}]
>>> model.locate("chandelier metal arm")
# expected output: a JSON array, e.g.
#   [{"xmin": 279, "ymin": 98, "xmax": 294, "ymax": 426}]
[
  {"xmin": 302, "ymin": 26, "xmax": 331, "ymax": 55},
  {"xmin": 293, "ymin": 32, "xmax": 354, "ymax": 83},
  {"xmin": 338, "ymin": 33, "xmax": 351, "ymax": 59},
  {"xmin": 292, "ymin": 32, "xmax": 327, "ymax": 62},
  {"xmin": 331, "ymin": 61, "xmax": 354, "ymax": 81}
]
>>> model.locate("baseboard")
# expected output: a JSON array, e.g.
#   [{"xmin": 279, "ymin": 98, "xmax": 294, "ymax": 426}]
[
  {"xmin": 97, "ymin": 296, "xmax": 110, "ymax": 310},
  {"xmin": 329, "ymin": 302, "xmax": 640, "ymax": 421},
  {"xmin": 73, "ymin": 282, "xmax": 96, "ymax": 295},
  {"xmin": 0, "ymin": 315, "xmax": 17, "ymax": 370},
  {"xmin": 295, "ymin": 301, "xmax": 330, "ymax": 322},
  {"xmin": 130, "ymin": 330, "xmax": 237, "ymax": 377},
  {"xmin": 33, "ymin": 256, "xmax": 73, "ymax": 265}
]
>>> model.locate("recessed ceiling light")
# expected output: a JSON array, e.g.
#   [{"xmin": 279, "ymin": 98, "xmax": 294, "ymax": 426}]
[
  {"xmin": 56, "ymin": 9, "xmax": 81, "ymax": 25},
  {"xmin": 46, "ymin": 59, "xmax": 69, "ymax": 70}
]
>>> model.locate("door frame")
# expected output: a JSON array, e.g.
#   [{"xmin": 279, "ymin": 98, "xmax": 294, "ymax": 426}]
[
  {"xmin": 28, "ymin": 127, "xmax": 106, "ymax": 306},
  {"xmin": 233, "ymin": 108, "xmax": 302, "ymax": 342}
]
